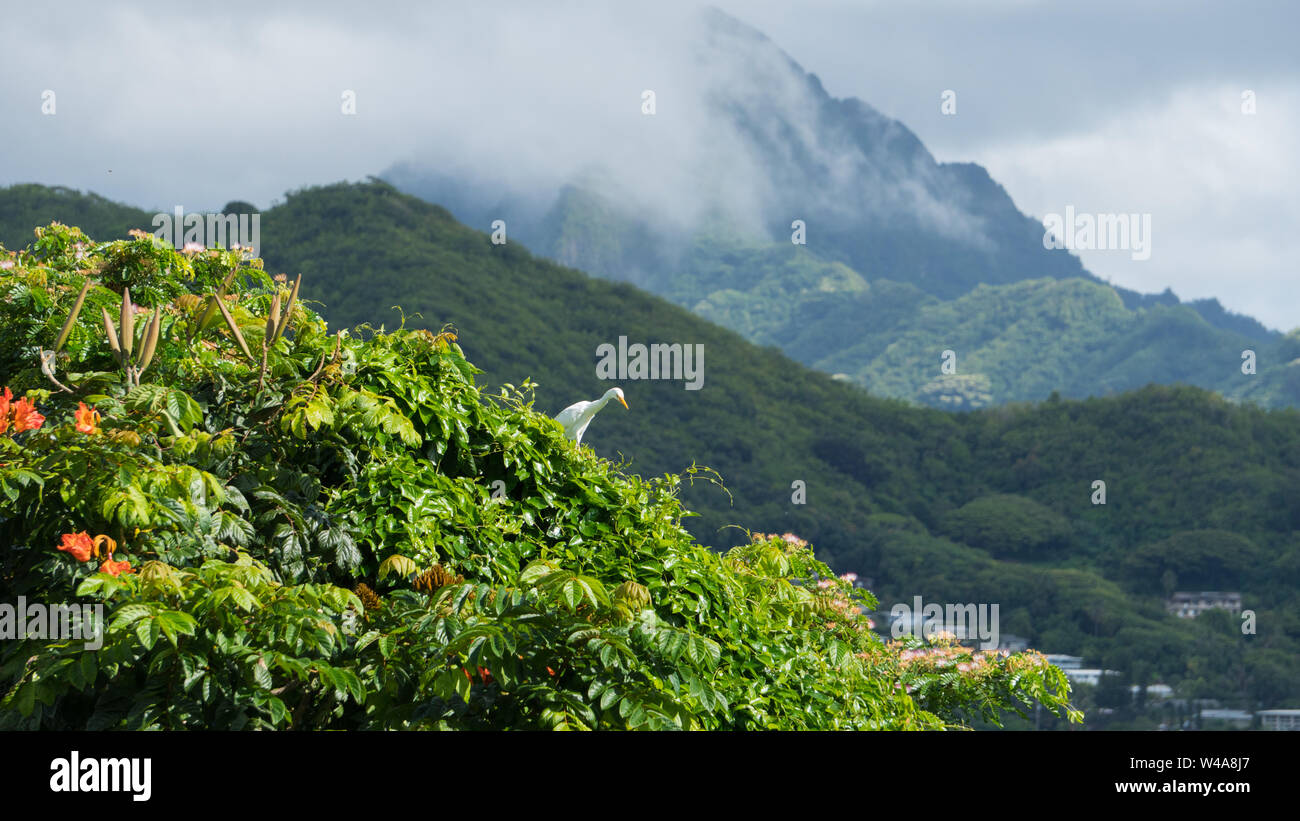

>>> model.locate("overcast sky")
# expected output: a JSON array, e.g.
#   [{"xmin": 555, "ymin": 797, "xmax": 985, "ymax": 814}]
[{"xmin": 1, "ymin": 0, "xmax": 1295, "ymax": 329}]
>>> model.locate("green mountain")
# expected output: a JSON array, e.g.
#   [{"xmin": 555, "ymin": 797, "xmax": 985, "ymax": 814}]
[
  {"xmin": 3, "ymin": 180, "xmax": 1298, "ymax": 719},
  {"xmin": 0, "ymin": 184, "xmax": 156, "ymax": 246},
  {"xmin": 383, "ymin": 8, "xmax": 1288, "ymax": 411},
  {"xmin": 393, "ymin": 164, "xmax": 1297, "ymax": 412}
]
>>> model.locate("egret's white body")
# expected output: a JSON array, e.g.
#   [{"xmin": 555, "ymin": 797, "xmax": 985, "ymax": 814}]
[{"xmin": 555, "ymin": 387, "xmax": 628, "ymax": 446}]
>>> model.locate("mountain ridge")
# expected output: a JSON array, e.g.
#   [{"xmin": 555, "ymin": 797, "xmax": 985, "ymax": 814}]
[{"xmin": 383, "ymin": 7, "xmax": 1283, "ymax": 394}]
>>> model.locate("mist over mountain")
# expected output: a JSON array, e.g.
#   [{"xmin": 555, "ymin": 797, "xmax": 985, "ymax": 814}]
[
  {"xmin": 383, "ymin": 7, "xmax": 1280, "ymax": 408},
  {"xmin": 388, "ymin": 8, "xmax": 1083, "ymax": 293}
]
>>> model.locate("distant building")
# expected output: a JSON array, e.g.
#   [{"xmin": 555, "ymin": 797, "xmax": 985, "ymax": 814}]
[
  {"xmin": 1259, "ymin": 709, "xmax": 1300, "ymax": 731},
  {"xmin": 1200, "ymin": 709, "xmax": 1253, "ymax": 728},
  {"xmin": 1132, "ymin": 683, "xmax": 1174, "ymax": 700},
  {"xmin": 1046, "ymin": 654, "xmax": 1083, "ymax": 670},
  {"xmin": 1166, "ymin": 592, "xmax": 1242, "ymax": 619},
  {"xmin": 1064, "ymin": 668, "xmax": 1121, "ymax": 687}
]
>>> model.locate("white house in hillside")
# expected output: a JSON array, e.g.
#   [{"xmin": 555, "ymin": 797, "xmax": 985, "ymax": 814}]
[
  {"xmin": 1258, "ymin": 709, "xmax": 1300, "ymax": 731},
  {"xmin": 1045, "ymin": 654, "xmax": 1083, "ymax": 670},
  {"xmin": 1200, "ymin": 709, "xmax": 1253, "ymax": 728},
  {"xmin": 1166, "ymin": 591, "xmax": 1242, "ymax": 619},
  {"xmin": 1064, "ymin": 668, "xmax": 1121, "ymax": 687},
  {"xmin": 1132, "ymin": 683, "xmax": 1174, "ymax": 700}
]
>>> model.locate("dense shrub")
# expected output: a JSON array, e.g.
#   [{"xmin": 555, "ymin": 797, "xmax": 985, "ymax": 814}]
[
  {"xmin": 939, "ymin": 493, "xmax": 1072, "ymax": 560},
  {"xmin": 1121, "ymin": 530, "xmax": 1265, "ymax": 594},
  {"xmin": 0, "ymin": 224, "xmax": 1077, "ymax": 729}
]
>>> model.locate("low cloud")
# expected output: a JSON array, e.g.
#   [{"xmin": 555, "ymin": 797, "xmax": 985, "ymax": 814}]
[
  {"xmin": 0, "ymin": 0, "xmax": 1294, "ymax": 330},
  {"xmin": 973, "ymin": 84, "xmax": 1300, "ymax": 331}
]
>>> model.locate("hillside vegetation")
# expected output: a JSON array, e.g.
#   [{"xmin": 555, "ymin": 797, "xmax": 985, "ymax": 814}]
[
  {"xmin": 0, "ymin": 222, "xmax": 1081, "ymax": 729},
  {"xmin": 3, "ymin": 182, "xmax": 1295, "ymax": 411},
  {"xmin": 3, "ymin": 182, "xmax": 1299, "ymax": 719}
]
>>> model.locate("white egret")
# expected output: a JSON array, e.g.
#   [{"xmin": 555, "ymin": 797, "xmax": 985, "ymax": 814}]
[{"xmin": 555, "ymin": 387, "xmax": 628, "ymax": 446}]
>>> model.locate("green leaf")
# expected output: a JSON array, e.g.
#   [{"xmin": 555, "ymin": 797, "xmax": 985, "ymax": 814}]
[
  {"xmin": 79, "ymin": 652, "xmax": 97, "ymax": 687},
  {"xmin": 560, "ymin": 579, "xmax": 583, "ymax": 611},
  {"xmin": 453, "ymin": 667, "xmax": 472, "ymax": 703},
  {"xmin": 155, "ymin": 610, "xmax": 198, "ymax": 639},
  {"xmin": 687, "ymin": 635, "xmax": 721, "ymax": 669},
  {"xmin": 266, "ymin": 695, "xmax": 288, "ymax": 725},
  {"xmin": 251, "ymin": 657, "xmax": 273, "ymax": 690},
  {"xmin": 111, "ymin": 604, "xmax": 154, "ymax": 630},
  {"xmin": 217, "ymin": 584, "xmax": 259, "ymax": 612},
  {"xmin": 76, "ymin": 575, "xmax": 122, "ymax": 598},
  {"xmin": 354, "ymin": 630, "xmax": 380, "ymax": 653},
  {"xmin": 600, "ymin": 686, "xmax": 620, "ymax": 711},
  {"xmin": 15, "ymin": 683, "xmax": 36, "ymax": 717},
  {"xmin": 519, "ymin": 560, "xmax": 559, "ymax": 585},
  {"xmin": 166, "ymin": 389, "xmax": 205, "ymax": 431},
  {"xmin": 135, "ymin": 618, "xmax": 160, "ymax": 650}
]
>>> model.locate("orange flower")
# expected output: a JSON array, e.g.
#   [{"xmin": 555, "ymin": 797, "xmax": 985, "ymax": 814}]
[
  {"xmin": 0, "ymin": 387, "xmax": 10, "ymax": 434},
  {"xmin": 57, "ymin": 531, "xmax": 95, "ymax": 562},
  {"xmin": 93, "ymin": 534, "xmax": 117, "ymax": 559},
  {"xmin": 74, "ymin": 402, "xmax": 101, "ymax": 435},
  {"xmin": 9, "ymin": 397, "xmax": 44, "ymax": 432},
  {"xmin": 99, "ymin": 554, "xmax": 134, "ymax": 576}
]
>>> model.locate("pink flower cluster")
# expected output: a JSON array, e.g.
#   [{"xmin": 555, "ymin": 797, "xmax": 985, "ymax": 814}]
[
  {"xmin": 891, "ymin": 639, "xmax": 1009, "ymax": 676},
  {"xmin": 814, "ymin": 572, "xmax": 871, "ymax": 631},
  {"xmin": 751, "ymin": 531, "xmax": 809, "ymax": 549},
  {"xmin": 1007, "ymin": 650, "xmax": 1049, "ymax": 673}
]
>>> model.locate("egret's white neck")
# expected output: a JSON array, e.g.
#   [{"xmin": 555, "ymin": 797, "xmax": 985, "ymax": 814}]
[{"xmin": 587, "ymin": 391, "xmax": 618, "ymax": 417}]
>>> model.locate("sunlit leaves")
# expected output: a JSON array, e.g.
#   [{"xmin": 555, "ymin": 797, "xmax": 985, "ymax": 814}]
[
  {"xmin": 378, "ymin": 554, "xmax": 418, "ymax": 581},
  {"xmin": 0, "ymin": 226, "xmax": 1080, "ymax": 731},
  {"xmin": 101, "ymin": 484, "xmax": 152, "ymax": 528},
  {"xmin": 155, "ymin": 611, "xmax": 198, "ymax": 647},
  {"xmin": 124, "ymin": 383, "xmax": 204, "ymax": 432}
]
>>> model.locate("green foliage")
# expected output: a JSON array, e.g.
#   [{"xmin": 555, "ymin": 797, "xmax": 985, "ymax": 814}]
[
  {"xmin": 939, "ymin": 494, "xmax": 1072, "ymax": 560},
  {"xmin": 5, "ymin": 183, "xmax": 1297, "ymax": 713},
  {"xmin": 399, "ymin": 176, "xmax": 1293, "ymax": 410},
  {"xmin": 1121, "ymin": 530, "xmax": 1264, "ymax": 594},
  {"xmin": 683, "ymin": 264, "xmax": 1298, "ymax": 412},
  {"xmin": 0, "ymin": 226, "xmax": 1078, "ymax": 729}
]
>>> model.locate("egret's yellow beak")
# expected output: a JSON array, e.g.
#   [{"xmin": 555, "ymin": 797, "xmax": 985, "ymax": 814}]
[{"xmin": 617, "ymin": 395, "xmax": 629, "ymax": 409}]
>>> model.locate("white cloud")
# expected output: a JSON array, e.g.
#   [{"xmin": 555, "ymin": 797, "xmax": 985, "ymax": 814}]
[
  {"xmin": 966, "ymin": 84, "xmax": 1300, "ymax": 331},
  {"xmin": 0, "ymin": 1, "xmax": 1295, "ymax": 333}
]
